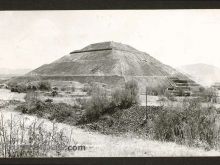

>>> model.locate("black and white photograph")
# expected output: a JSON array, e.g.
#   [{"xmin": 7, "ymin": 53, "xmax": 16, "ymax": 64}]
[{"xmin": 1, "ymin": 9, "xmax": 220, "ymax": 158}]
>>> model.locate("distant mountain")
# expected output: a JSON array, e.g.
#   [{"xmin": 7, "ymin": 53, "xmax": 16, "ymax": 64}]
[
  {"xmin": 177, "ymin": 63, "xmax": 220, "ymax": 87},
  {"xmin": 0, "ymin": 68, "xmax": 31, "ymax": 76}
]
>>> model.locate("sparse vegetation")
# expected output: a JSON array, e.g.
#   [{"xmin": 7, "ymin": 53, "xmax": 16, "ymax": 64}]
[
  {"xmin": 147, "ymin": 84, "xmax": 168, "ymax": 96},
  {"xmin": 38, "ymin": 81, "xmax": 51, "ymax": 91},
  {"xmin": 81, "ymin": 89, "xmax": 220, "ymax": 152},
  {"xmin": 150, "ymin": 98, "xmax": 220, "ymax": 150},
  {"xmin": 8, "ymin": 81, "xmax": 52, "ymax": 93},
  {"xmin": 111, "ymin": 82, "xmax": 139, "ymax": 109},
  {"xmin": 16, "ymin": 100, "xmax": 79, "ymax": 124},
  {"xmin": 5, "ymin": 76, "xmax": 220, "ymax": 153},
  {"xmin": 0, "ymin": 113, "xmax": 73, "ymax": 157},
  {"xmin": 83, "ymin": 88, "xmax": 111, "ymax": 122},
  {"xmin": 10, "ymin": 83, "xmax": 28, "ymax": 93},
  {"xmin": 15, "ymin": 90, "xmax": 79, "ymax": 124},
  {"xmin": 82, "ymin": 80, "xmax": 139, "ymax": 123},
  {"xmin": 200, "ymin": 87, "xmax": 218, "ymax": 103}
]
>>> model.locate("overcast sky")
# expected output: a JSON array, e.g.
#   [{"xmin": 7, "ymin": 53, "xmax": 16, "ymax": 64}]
[{"xmin": 1, "ymin": 10, "xmax": 220, "ymax": 70}]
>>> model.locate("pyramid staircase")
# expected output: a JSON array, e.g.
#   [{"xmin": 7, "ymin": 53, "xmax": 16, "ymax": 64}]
[{"xmin": 167, "ymin": 77, "xmax": 201, "ymax": 96}]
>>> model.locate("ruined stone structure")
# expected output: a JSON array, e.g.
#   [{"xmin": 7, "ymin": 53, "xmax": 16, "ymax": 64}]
[
  {"xmin": 11, "ymin": 41, "xmax": 193, "ymax": 92},
  {"xmin": 167, "ymin": 77, "xmax": 201, "ymax": 96}
]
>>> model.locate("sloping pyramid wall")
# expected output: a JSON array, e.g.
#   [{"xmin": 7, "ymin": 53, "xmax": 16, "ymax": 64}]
[{"xmin": 24, "ymin": 41, "xmax": 188, "ymax": 90}]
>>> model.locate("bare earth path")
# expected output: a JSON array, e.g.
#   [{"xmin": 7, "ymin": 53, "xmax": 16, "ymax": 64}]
[{"xmin": 1, "ymin": 104, "xmax": 220, "ymax": 157}]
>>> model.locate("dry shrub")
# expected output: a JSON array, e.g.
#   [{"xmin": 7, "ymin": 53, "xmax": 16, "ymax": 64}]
[
  {"xmin": 38, "ymin": 81, "xmax": 51, "ymax": 91},
  {"xmin": 84, "ymin": 105, "xmax": 162, "ymax": 136},
  {"xmin": 16, "ymin": 101, "xmax": 78, "ymax": 124},
  {"xmin": 83, "ymin": 96, "xmax": 220, "ymax": 151},
  {"xmin": 9, "ymin": 81, "xmax": 51, "ymax": 93},
  {"xmin": 10, "ymin": 83, "xmax": 28, "ymax": 93},
  {"xmin": 81, "ymin": 80, "xmax": 139, "ymax": 123},
  {"xmin": 151, "ymin": 98, "xmax": 220, "ymax": 150},
  {"xmin": 111, "ymin": 80, "xmax": 139, "ymax": 109},
  {"xmin": 16, "ymin": 91, "xmax": 79, "ymax": 124},
  {"xmin": 199, "ymin": 87, "xmax": 218, "ymax": 103},
  {"xmin": 83, "ymin": 87, "xmax": 111, "ymax": 122},
  {"xmin": 0, "ymin": 114, "xmax": 73, "ymax": 157}
]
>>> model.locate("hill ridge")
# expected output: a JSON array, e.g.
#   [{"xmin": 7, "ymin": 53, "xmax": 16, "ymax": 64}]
[{"xmin": 177, "ymin": 63, "xmax": 220, "ymax": 86}]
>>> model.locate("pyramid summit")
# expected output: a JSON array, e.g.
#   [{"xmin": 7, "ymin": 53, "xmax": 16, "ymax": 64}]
[{"xmin": 70, "ymin": 41, "xmax": 139, "ymax": 53}]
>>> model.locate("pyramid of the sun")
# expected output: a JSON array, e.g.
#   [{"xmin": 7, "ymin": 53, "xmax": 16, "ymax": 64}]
[{"xmin": 26, "ymin": 41, "xmax": 187, "ymax": 90}]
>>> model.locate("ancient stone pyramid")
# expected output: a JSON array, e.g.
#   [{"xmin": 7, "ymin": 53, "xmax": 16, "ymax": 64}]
[{"xmin": 27, "ymin": 41, "xmax": 187, "ymax": 89}]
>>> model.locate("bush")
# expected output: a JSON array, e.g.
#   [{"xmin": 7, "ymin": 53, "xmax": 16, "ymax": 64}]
[
  {"xmin": 81, "ymin": 80, "xmax": 139, "ymax": 123},
  {"xmin": 27, "ymin": 84, "xmax": 37, "ymax": 91},
  {"xmin": 151, "ymin": 99, "xmax": 220, "ymax": 149},
  {"xmin": 38, "ymin": 81, "xmax": 51, "ymax": 91},
  {"xmin": 111, "ymin": 80, "xmax": 139, "ymax": 109},
  {"xmin": 16, "ymin": 104, "xmax": 28, "ymax": 114},
  {"xmin": 9, "ymin": 81, "xmax": 52, "ymax": 93},
  {"xmin": 10, "ymin": 83, "xmax": 28, "ymax": 93},
  {"xmin": 0, "ymin": 113, "xmax": 73, "ymax": 157},
  {"xmin": 16, "ymin": 100, "xmax": 78, "ymax": 124},
  {"xmin": 49, "ymin": 103, "xmax": 73, "ymax": 122},
  {"xmin": 84, "ymin": 87, "xmax": 110, "ymax": 122},
  {"xmin": 16, "ymin": 95, "xmax": 79, "ymax": 124},
  {"xmin": 84, "ymin": 105, "xmax": 162, "ymax": 136}
]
